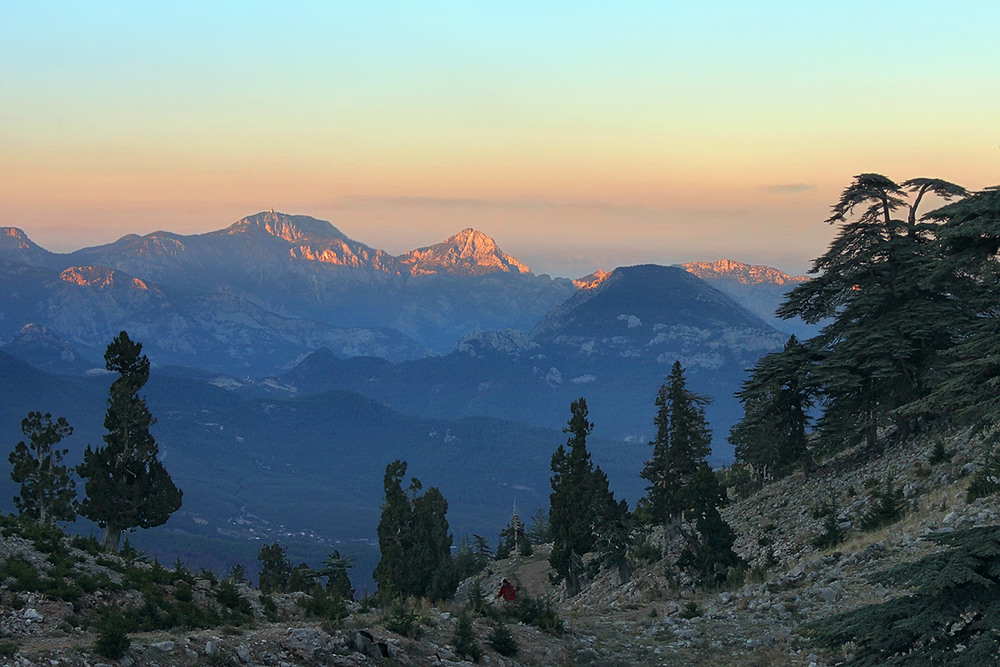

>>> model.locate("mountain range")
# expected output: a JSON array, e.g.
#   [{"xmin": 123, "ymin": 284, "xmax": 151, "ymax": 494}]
[
  {"xmin": 0, "ymin": 211, "xmax": 810, "ymax": 569},
  {"xmin": 0, "ymin": 213, "xmax": 575, "ymax": 358}
]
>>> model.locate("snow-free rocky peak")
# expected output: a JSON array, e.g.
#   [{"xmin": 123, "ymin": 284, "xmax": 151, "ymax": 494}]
[
  {"xmin": 400, "ymin": 228, "xmax": 531, "ymax": 276},
  {"xmin": 223, "ymin": 211, "xmax": 350, "ymax": 243},
  {"xmin": 59, "ymin": 266, "xmax": 151, "ymax": 290},
  {"xmin": 683, "ymin": 259, "xmax": 809, "ymax": 286}
]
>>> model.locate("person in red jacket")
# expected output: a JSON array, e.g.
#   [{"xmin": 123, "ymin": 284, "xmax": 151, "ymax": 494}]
[{"xmin": 497, "ymin": 578, "xmax": 516, "ymax": 602}]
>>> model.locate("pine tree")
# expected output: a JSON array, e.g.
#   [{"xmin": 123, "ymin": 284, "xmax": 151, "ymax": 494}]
[
  {"xmin": 526, "ymin": 506, "xmax": 551, "ymax": 544},
  {"xmin": 374, "ymin": 460, "xmax": 410, "ymax": 598},
  {"xmin": 452, "ymin": 611, "xmax": 482, "ymax": 663},
  {"xmin": 77, "ymin": 331, "xmax": 182, "ymax": 551},
  {"xmin": 811, "ymin": 525, "xmax": 1000, "ymax": 666},
  {"xmin": 548, "ymin": 398, "xmax": 622, "ymax": 596},
  {"xmin": 497, "ymin": 507, "xmax": 531, "ymax": 559},
  {"xmin": 374, "ymin": 460, "xmax": 456, "ymax": 600},
  {"xmin": 319, "ymin": 550, "xmax": 354, "ymax": 599},
  {"xmin": 640, "ymin": 361, "xmax": 712, "ymax": 537},
  {"xmin": 778, "ymin": 175, "xmax": 967, "ymax": 448},
  {"xmin": 257, "ymin": 542, "xmax": 292, "ymax": 593},
  {"xmin": 675, "ymin": 465, "xmax": 742, "ymax": 585},
  {"xmin": 914, "ymin": 187, "xmax": 1000, "ymax": 425},
  {"xmin": 729, "ymin": 336, "xmax": 816, "ymax": 483},
  {"xmin": 8, "ymin": 411, "xmax": 77, "ymax": 524}
]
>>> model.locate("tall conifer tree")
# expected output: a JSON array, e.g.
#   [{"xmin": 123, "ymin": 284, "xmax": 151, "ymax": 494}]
[
  {"xmin": 729, "ymin": 335, "xmax": 816, "ymax": 482},
  {"xmin": 548, "ymin": 398, "xmax": 622, "ymax": 596},
  {"xmin": 640, "ymin": 362, "xmax": 712, "ymax": 537},
  {"xmin": 374, "ymin": 460, "xmax": 456, "ymax": 600},
  {"xmin": 778, "ymin": 174, "xmax": 967, "ymax": 447},
  {"xmin": 77, "ymin": 331, "xmax": 182, "ymax": 551}
]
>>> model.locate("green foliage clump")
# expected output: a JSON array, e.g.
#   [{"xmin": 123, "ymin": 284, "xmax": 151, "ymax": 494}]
[
  {"xmin": 729, "ymin": 336, "xmax": 815, "ymax": 483},
  {"xmin": 215, "ymin": 580, "xmax": 252, "ymax": 617},
  {"xmin": 383, "ymin": 598, "xmax": 424, "ymax": 639},
  {"xmin": 811, "ymin": 492, "xmax": 846, "ymax": 550},
  {"xmin": 259, "ymin": 593, "xmax": 279, "ymax": 622},
  {"xmin": 77, "ymin": 331, "xmax": 182, "ymax": 552},
  {"xmin": 510, "ymin": 594, "xmax": 562, "ymax": 635},
  {"xmin": 257, "ymin": 542, "xmax": 292, "ymax": 593},
  {"xmin": 642, "ymin": 364, "xmax": 742, "ymax": 585},
  {"xmin": 967, "ymin": 446, "xmax": 1000, "ymax": 502},
  {"xmin": 8, "ymin": 411, "xmax": 77, "ymax": 525},
  {"xmin": 549, "ymin": 398, "xmax": 629, "ymax": 596},
  {"xmin": 374, "ymin": 460, "xmax": 457, "ymax": 601},
  {"xmin": 298, "ymin": 586, "xmax": 347, "ymax": 625},
  {"xmin": 488, "ymin": 621, "xmax": 518, "ymax": 656},
  {"xmin": 810, "ymin": 525, "xmax": 1000, "ymax": 665},
  {"xmin": 452, "ymin": 612, "xmax": 481, "ymax": 663},
  {"xmin": 94, "ymin": 620, "xmax": 130, "ymax": 660},
  {"xmin": 629, "ymin": 533, "xmax": 662, "ymax": 565},
  {"xmin": 526, "ymin": 507, "xmax": 551, "ymax": 544},
  {"xmin": 860, "ymin": 480, "xmax": 906, "ymax": 532},
  {"xmin": 928, "ymin": 441, "xmax": 953, "ymax": 465},
  {"xmin": 496, "ymin": 512, "xmax": 532, "ymax": 559},
  {"xmin": 0, "ymin": 641, "xmax": 18, "ymax": 658},
  {"xmin": 454, "ymin": 536, "xmax": 491, "ymax": 580}
]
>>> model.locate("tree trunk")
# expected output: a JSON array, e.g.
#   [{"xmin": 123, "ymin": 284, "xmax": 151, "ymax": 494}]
[
  {"xmin": 565, "ymin": 548, "xmax": 582, "ymax": 597},
  {"xmin": 617, "ymin": 557, "xmax": 633, "ymax": 585},
  {"xmin": 102, "ymin": 525, "xmax": 123, "ymax": 552}
]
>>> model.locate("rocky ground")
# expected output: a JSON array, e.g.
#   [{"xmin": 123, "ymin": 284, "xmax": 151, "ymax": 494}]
[{"xmin": 1, "ymin": 425, "xmax": 996, "ymax": 666}]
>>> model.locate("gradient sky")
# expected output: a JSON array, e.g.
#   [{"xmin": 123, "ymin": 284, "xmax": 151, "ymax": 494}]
[{"xmin": 2, "ymin": 1, "xmax": 997, "ymax": 278}]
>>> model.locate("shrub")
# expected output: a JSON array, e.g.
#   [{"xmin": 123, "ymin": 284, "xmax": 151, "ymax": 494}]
[
  {"xmin": 966, "ymin": 447, "xmax": 1000, "ymax": 502},
  {"xmin": 510, "ymin": 595, "xmax": 562, "ymax": 635},
  {"xmin": 452, "ymin": 612, "xmax": 481, "ymax": 663},
  {"xmin": 860, "ymin": 480, "xmax": 906, "ymax": 532},
  {"xmin": 383, "ymin": 598, "xmax": 423, "ymax": 639},
  {"xmin": 298, "ymin": 587, "xmax": 347, "ymax": 624},
  {"xmin": 812, "ymin": 492, "xmax": 846, "ymax": 550},
  {"xmin": 488, "ymin": 622, "xmax": 518, "ymax": 656},
  {"xmin": 94, "ymin": 626, "xmax": 130, "ymax": 660},
  {"xmin": 928, "ymin": 441, "xmax": 953, "ymax": 465}
]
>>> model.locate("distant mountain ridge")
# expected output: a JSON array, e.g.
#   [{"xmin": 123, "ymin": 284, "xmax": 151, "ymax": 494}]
[
  {"xmin": 0, "ymin": 212, "xmax": 577, "ymax": 354},
  {"xmin": 275, "ymin": 264, "xmax": 787, "ymax": 454},
  {"xmin": 683, "ymin": 259, "xmax": 808, "ymax": 285},
  {"xmin": 681, "ymin": 259, "xmax": 816, "ymax": 338}
]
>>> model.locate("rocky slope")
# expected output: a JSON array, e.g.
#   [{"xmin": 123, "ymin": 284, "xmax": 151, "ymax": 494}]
[{"xmin": 1, "ymin": 425, "xmax": 996, "ymax": 665}]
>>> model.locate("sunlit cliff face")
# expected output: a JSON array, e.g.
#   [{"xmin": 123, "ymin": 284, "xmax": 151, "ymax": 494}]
[
  {"xmin": 573, "ymin": 270, "xmax": 611, "ymax": 290},
  {"xmin": 399, "ymin": 228, "xmax": 531, "ymax": 276},
  {"xmin": 59, "ymin": 266, "xmax": 150, "ymax": 291},
  {"xmin": 682, "ymin": 259, "xmax": 809, "ymax": 286}
]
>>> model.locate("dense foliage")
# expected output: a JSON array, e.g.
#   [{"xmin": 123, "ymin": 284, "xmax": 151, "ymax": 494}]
[
  {"xmin": 8, "ymin": 411, "xmax": 77, "ymax": 524},
  {"xmin": 811, "ymin": 526, "xmax": 1000, "ymax": 665},
  {"xmin": 374, "ymin": 459, "xmax": 457, "ymax": 600},
  {"xmin": 734, "ymin": 177, "xmax": 1000, "ymax": 472},
  {"xmin": 548, "ymin": 398, "xmax": 624, "ymax": 596},
  {"xmin": 77, "ymin": 331, "xmax": 182, "ymax": 551}
]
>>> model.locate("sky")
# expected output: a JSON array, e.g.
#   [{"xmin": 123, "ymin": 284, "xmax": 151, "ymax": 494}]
[{"xmin": 2, "ymin": 1, "xmax": 998, "ymax": 278}]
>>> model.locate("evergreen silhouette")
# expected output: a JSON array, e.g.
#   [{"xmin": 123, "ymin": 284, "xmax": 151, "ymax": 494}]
[
  {"xmin": 548, "ymin": 398, "xmax": 621, "ymax": 596},
  {"xmin": 374, "ymin": 460, "xmax": 456, "ymax": 600},
  {"xmin": 730, "ymin": 335, "xmax": 816, "ymax": 482},
  {"xmin": 9, "ymin": 411, "xmax": 77, "ymax": 524},
  {"xmin": 778, "ymin": 174, "xmax": 967, "ymax": 448},
  {"xmin": 916, "ymin": 187, "xmax": 1000, "ymax": 425},
  {"xmin": 77, "ymin": 331, "xmax": 182, "ymax": 551},
  {"xmin": 640, "ymin": 361, "xmax": 712, "ymax": 537}
]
